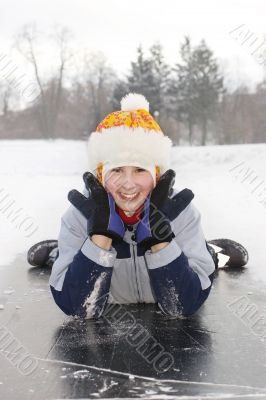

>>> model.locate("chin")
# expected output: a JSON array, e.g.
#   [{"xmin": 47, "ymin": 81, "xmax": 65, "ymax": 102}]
[
  {"xmin": 122, "ymin": 204, "xmax": 138, "ymax": 212},
  {"xmin": 127, "ymin": 201, "xmax": 144, "ymax": 212},
  {"xmin": 118, "ymin": 200, "xmax": 143, "ymax": 213}
]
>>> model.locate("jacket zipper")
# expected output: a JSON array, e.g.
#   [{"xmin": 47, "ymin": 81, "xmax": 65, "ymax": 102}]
[{"xmin": 132, "ymin": 243, "xmax": 141, "ymax": 302}]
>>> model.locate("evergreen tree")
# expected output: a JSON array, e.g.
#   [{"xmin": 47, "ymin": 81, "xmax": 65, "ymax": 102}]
[
  {"xmin": 171, "ymin": 37, "xmax": 224, "ymax": 145},
  {"xmin": 112, "ymin": 79, "xmax": 129, "ymax": 110},
  {"xmin": 148, "ymin": 42, "xmax": 170, "ymax": 118},
  {"xmin": 192, "ymin": 39, "xmax": 224, "ymax": 145},
  {"xmin": 170, "ymin": 37, "xmax": 197, "ymax": 144},
  {"xmin": 127, "ymin": 45, "xmax": 155, "ymax": 110}
]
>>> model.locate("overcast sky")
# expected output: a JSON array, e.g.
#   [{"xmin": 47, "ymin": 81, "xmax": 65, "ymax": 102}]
[{"xmin": 1, "ymin": 0, "xmax": 266, "ymax": 91}]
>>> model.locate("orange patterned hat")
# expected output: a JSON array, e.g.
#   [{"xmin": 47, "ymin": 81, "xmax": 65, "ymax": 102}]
[{"xmin": 87, "ymin": 93, "xmax": 172, "ymax": 186}]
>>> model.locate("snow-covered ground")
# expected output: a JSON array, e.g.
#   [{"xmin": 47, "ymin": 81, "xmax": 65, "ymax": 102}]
[{"xmin": 0, "ymin": 139, "xmax": 266, "ymax": 285}]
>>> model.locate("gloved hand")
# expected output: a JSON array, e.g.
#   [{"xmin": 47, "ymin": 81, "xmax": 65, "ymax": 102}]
[
  {"xmin": 135, "ymin": 169, "xmax": 175, "ymax": 249},
  {"xmin": 68, "ymin": 172, "xmax": 125, "ymax": 240}
]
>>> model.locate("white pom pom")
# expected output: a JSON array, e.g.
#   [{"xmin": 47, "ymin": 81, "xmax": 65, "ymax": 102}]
[{"xmin": 121, "ymin": 93, "xmax": 149, "ymax": 112}]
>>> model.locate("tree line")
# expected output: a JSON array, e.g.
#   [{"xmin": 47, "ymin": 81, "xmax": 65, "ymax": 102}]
[{"xmin": 0, "ymin": 23, "xmax": 265, "ymax": 145}]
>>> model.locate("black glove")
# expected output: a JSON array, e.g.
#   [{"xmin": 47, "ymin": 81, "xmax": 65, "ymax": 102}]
[
  {"xmin": 68, "ymin": 172, "xmax": 125, "ymax": 240},
  {"xmin": 135, "ymin": 169, "xmax": 195, "ymax": 249},
  {"xmin": 135, "ymin": 169, "xmax": 175, "ymax": 249}
]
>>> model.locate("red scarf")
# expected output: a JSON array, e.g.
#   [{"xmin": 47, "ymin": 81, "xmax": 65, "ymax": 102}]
[{"xmin": 118, "ymin": 205, "xmax": 143, "ymax": 225}]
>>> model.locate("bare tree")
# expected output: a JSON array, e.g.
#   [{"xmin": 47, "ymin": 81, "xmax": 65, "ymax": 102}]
[
  {"xmin": 0, "ymin": 81, "xmax": 13, "ymax": 117},
  {"xmin": 73, "ymin": 52, "xmax": 117, "ymax": 136},
  {"xmin": 14, "ymin": 23, "xmax": 73, "ymax": 138},
  {"xmin": 48, "ymin": 25, "xmax": 73, "ymax": 137}
]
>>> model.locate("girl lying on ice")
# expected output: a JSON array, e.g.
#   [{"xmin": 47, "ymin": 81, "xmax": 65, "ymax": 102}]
[{"xmin": 27, "ymin": 93, "xmax": 249, "ymax": 319}]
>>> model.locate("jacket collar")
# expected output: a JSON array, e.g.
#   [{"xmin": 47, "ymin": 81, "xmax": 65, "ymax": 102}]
[{"xmin": 117, "ymin": 206, "xmax": 143, "ymax": 225}]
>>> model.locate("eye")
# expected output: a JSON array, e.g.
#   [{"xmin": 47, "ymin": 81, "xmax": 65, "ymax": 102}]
[
  {"xmin": 136, "ymin": 168, "xmax": 145, "ymax": 172},
  {"xmin": 111, "ymin": 167, "xmax": 122, "ymax": 173}
]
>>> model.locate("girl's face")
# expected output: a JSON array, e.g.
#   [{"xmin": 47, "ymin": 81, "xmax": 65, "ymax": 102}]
[{"xmin": 105, "ymin": 166, "xmax": 154, "ymax": 213}]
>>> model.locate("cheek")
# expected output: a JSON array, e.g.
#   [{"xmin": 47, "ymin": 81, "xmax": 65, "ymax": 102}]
[
  {"xmin": 139, "ymin": 176, "xmax": 154, "ymax": 194},
  {"xmin": 105, "ymin": 182, "xmax": 116, "ymax": 197},
  {"xmin": 105, "ymin": 176, "xmax": 122, "ymax": 196}
]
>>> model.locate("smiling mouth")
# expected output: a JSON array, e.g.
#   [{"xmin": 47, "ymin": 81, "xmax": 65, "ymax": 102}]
[{"xmin": 119, "ymin": 192, "xmax": 139, "ymax": 201}]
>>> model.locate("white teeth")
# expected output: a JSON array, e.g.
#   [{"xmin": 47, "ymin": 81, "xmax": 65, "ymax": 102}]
[{"xmin": 120, "ymin": 192, "xmax": 138, "ymax": 199}]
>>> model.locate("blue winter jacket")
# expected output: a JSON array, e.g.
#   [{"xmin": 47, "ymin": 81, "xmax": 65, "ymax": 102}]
[{"xmin": 49, "ymin": 185, "xmax": 215, "ymax": 319}]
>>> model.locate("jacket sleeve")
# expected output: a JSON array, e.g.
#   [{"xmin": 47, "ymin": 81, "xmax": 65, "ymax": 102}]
[
  {"xmin": 49, "ymin": 206, "xmax": 117, "ymax": 319},
  {"xmin": 144, "ymin": 202, "xmax": 215, "ymax": 317}
]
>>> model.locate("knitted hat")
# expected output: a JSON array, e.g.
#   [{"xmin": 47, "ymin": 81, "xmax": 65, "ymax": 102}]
[{"xmin": 87, "ymin": 93, "xmax": 172, "ymax": 187}]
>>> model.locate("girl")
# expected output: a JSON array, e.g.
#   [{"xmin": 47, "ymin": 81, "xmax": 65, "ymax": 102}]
[{"xmin": 27, "ymin": 93, "xmax": 249, "ymax": 319}]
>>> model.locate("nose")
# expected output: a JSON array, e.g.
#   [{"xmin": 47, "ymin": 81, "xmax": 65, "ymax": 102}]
[{"xmin": 121, "ymin": 172, "xmax": 136, "ymax": 190}]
